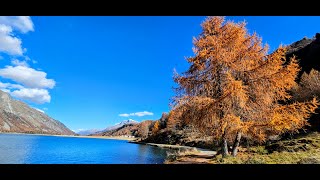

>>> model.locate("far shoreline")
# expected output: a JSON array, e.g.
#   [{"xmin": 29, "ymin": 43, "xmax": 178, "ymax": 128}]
[{"xmin": 0, "ymin": 132, "xmax": 137, "ymax": 141}]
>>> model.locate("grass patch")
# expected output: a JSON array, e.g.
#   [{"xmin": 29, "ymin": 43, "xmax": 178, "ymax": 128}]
[
  {"xmin": 209, "ymin": 132, "xmax": 320, "ymax": 164},
  {"xmin": 166, "ymin": 132, "xmax": 320, "ymax": 164},
  {"xmin": 209, "ymin": 149, "xmax": 320, "ymax": 164}
]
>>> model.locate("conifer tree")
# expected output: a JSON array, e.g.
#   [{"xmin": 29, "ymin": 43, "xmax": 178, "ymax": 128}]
[
  {"xmin": 169, "ymin": 16, "xmax": 318, "ymax": 157},
  {"xmin": 152, "ymin": 121, "xmax": 160, "ymax": 135}
]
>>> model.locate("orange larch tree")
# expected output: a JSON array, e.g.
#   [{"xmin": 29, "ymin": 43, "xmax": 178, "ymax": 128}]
[
  {"xmin": 291, "ymin": 69, "xmax": 320, "ymax": 102},
  {"xmin": 169, "ymin": 16, "xmax": 318, "ymax": 157},
  {"xmin": 152, "ymin": 121, "xmax": 160, "ymax": 135}
]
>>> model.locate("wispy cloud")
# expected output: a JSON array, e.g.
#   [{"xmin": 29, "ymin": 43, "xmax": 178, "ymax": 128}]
[
  {"xmin": 0, "ymin": 66, "xmax": 55, "ymax": 89},
  {"xmin": 0, "ymin": 16, "xmax": 34, "ymax": 56},
  {"xmin": 33, "ymin": 107, "xmax": 45, "ymax": 113},
  {"xmin": 0, "ymin": 82, "xmax": 24, "ymax": 89},
  {"xmin": 0, "ymin": 24, "xmax": 23, "ymax": 55},
  {"xmin": 0, "ymin": 16, "xmax": 34, "ymax": 34},
  {"xmin": 11, "ymin": 59, "xmax": 29, "ymax": 67},
  {"xmin": 119, "ymin": 111, "xmax": 154, "ymax": 117},
  {"xmin": 0, "ymin": 16, "xmax": 55, "ymax": 105},
  {"xmin": 11, "ymin": 88, "xmax": 51, "ymax": 104}
]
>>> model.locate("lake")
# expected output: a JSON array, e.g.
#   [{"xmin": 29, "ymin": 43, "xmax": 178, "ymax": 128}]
[{"xmin": 0, "ymin": 133, "xmax": 169, "ymax": 164}]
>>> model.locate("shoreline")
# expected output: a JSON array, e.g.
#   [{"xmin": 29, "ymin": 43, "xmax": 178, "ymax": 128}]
[
  {"xmin": 129, "ymin": 141, "xmax": 216, "ymax": 154},
  {"xmin": 130, "ymin": 141, "xmax": 216, "ymax": 164},
  {"xmin": 0, "ymin": 132, "xmax": 137, "ymax": 141}
]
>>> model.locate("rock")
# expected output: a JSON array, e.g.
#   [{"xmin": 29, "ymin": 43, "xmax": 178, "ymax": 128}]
[
  {"xmin": 285, "ymin": 33, "xmax": 320, "ymax": 131},
  {"xmin": 297, "ymin": 157, "xmax": 320, "ymax": 164},
  {"xmin": 286, "ymin": 33, "xmax": 320, "ymax": 78},
  {"xmin": 0, "ymin": 90, "xmax": 74, "ymax": 135}
]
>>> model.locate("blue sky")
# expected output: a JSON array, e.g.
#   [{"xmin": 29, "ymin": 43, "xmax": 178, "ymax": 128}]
[{"xmin": 0, "ymin": 16, "xmax": 319, "ymax": 132}]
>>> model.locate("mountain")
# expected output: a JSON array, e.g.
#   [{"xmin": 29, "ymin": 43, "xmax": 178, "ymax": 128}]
[
  {"xmin": 286, "ymin": 33, "xmax": 320, "ymax": 78},
  {"xmin": 101, "ymin": 119, "xmax": 138, "ymax": 132},
  {"xmin": 92, "ymin": 119, "xmax": 140, "ymax": 136},
  {"xmin": 0, "ymin": 90, "xmax": 74, "ymax": 135},
  {"xmin": 93, "ymin": 120, "xmax": 154, "ymax": 137},
  {"xmin": 76, "ymin": 129, "xmax": 102, "ymax": 136},
  {"xmin": 285, "ymin": 33, "xmax": 320, "ymax": 130}
]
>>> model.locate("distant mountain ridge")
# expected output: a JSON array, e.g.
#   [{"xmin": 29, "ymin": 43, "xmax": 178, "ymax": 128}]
[
  {"xmin": 102, "ymin": 119, "xmax": 138, "ymax": 131},
  {"xmin": 114, "ymin": 119, "xmax": 138, "ymax": 126},
  {"xmin": 0, "ymin": 90, "xmax": 74, "ymax": 135},
  {"xmin": 75, "ymin": 129, "xmax": 103, "ymax": 136},
  {"xmin": 91, "ymin": 119, "xmax": 138, "ymax": 135},
  {"xmin": 93, "ymin": 119, "xmax": 155, "ymax": 138}
]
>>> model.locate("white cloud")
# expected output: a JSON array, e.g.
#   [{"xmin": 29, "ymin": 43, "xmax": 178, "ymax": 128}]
[
  {"xmin": 0, "ymin": 16, "xmax": 54, "ymax": 105},
  {"xmin": 0, "ymin": 66, "xmax": 55, "ymax": 89},
  {"xmin": 33, "ymin": 107, "xmax": 44, "ymax": 113},
  {"xmin": 11, "ymin": 59, "xmax": 29, "ymax": 67},
  {"xmin": 11, "ymin": 88, "xmax": 51, "ymax": 104},
  {"xmin": 119, "ymin": 113, "xmax": 130, "ymax": 117},
  {"xmin": 135, "ymin": 111, "xmax": 154, "ymax": 116},
  {"xmin": 0, "ymin": 24, "xmax": 23, "ymax": 56},
  {"xmin": 0, "ymin": 16, "xmax": 34, "ymax": 34},
  {"xmin": 119, "ymin": 111, "xmax": 154, "ymax": 117},
  {"xmin": 0, "ymin": 88, "xmax": 10, "ymax": 93},
  {"xmin": 0, "ymin": 82, "xmax": 23, "ymax": 89}
]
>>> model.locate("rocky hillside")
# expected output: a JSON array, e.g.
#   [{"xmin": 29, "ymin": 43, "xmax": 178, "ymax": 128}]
[
  {"xmin": 95, "ymin": 123, "xmax": 139, "ymax": 136},
  {"xmin": 102, "ymin": 119, "xmax": 138, "ymax": 132},
  {"xmin": 76, "ymin": 129, "xmax": 102, "ymax": 136},
  {"xmin": 0, "ymin": 90, "xmax": 74, "ymax": 135},
  {"xmin": 93, "ymin": 120, "xmax": 154, "ymax": 137},
  {"xmin": 286, "ymin": 33, "xmax": 320, "ymax": 130},
  {"xmin": 286, "ymin": 33, "xmax": 320, "ymax": 78}
]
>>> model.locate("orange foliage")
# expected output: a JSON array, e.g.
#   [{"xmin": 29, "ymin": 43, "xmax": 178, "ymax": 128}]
[
  {"xmin": 292, "ymin": 69, "xmax": 320, "ymax": 101},
  {"xmin": 136, "ymin": 120, "xmax": 151, "ymax": 138},
  {"xmin": 152, "ymin": 121, "xmax": 160, "ymax": 135},
  {"xmin": 170, "ymin": 16, "xmax": 318, "ymax": 156}
]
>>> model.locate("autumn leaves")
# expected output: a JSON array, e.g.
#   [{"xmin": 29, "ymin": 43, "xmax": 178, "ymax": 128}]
[{"xmin": 168, "ymin": 17, "xmax": 318, "ymax": 157}]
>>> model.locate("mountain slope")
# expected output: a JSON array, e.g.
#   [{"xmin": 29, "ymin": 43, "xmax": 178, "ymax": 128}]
[
  {"xmin": 0, "ymin": 90, "xmax": 74, "ymax": 135},
  {"xmin": 76, "ymin": 129, "xmax": 102, "ymax": 136},
  {"xmin": 285, "ymin": 33, "xmax": 320, "ymax": 131},
  {"xmin": 93, "ymin": 120, "xmax": 154, "ymax": 137},
  {"xmin": 286, "ymin": 33, "xmax": 320, "ymax": 78},
  {"xmin": 94, "ymin": 119, "xmax": 138, "ymax": 134}
]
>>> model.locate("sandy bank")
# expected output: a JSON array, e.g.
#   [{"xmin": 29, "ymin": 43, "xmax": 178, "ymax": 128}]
[
  {"xmin": 129, "ymin": 141, "xmax": 216, "ymax": 154},
  {"xmin": 0, "ymin": 132, "xmax": 137, "ymax": 141}
]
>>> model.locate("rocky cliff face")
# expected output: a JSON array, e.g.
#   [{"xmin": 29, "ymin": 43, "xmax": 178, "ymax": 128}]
[
  {"xmin": 286, "ymin": 33, "xmax": 320, "ymax": 78},
  {"xmin": 0, "ymin": 90, "xmax": 74, "ymax": 135}
]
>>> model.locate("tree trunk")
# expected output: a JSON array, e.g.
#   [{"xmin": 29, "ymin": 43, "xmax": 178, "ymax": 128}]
[
  {"xmin": 218, "ymin": 66, "xmax": 229, "ymax": 158},
  {"xmin": 221, "ymin": 131, "xmax": 229, "ymax": 158},
  {"xmin": 232, "ymin": 132, "xmax": 242, "ymax": 157}
]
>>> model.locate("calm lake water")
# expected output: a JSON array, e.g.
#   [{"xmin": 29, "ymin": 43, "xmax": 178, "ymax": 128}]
[{"xmin": 0, "ymin": 134, "xmax": 170, "ymax": 164}]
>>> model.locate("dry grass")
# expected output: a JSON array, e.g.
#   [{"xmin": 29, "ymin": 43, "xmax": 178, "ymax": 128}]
[
  {"xmin": 165, "ymin": 148, "xmax": 217, "ymax": 164},
  {"xmin": 166, "ymin": 132, "xmax": 320, "ymax": 164},
  {"xmin": 210, "ymin": 149, "xmax": 320, "ymax": 164}
]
